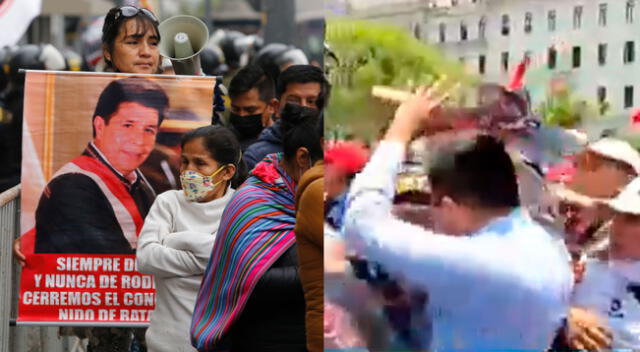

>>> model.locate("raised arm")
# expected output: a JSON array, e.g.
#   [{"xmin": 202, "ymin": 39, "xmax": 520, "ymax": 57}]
[{"xmin": 343, "ymin": 83, "xmax": 515, "ymax": 292}]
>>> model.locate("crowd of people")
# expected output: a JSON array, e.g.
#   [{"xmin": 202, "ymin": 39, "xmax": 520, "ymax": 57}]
[
  {"xmin": 324, "ymin": 79, "xmax": 640, "ymax": 350},
  {"xmin": 5, "ymin": 5, "xmax": 325, "ymax": 352},
  {"xmin": 0, "ymin": 5, "xmax": 314, "ymax": 194},
  {"xmin": 5, "ymin": 3, "xmax": 640, "ymax": 352}
]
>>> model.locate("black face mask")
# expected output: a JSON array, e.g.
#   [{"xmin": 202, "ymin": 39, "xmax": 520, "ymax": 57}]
[{"xmin": 229, "ymin": 113, "xmax": 264, "ymax": 139}]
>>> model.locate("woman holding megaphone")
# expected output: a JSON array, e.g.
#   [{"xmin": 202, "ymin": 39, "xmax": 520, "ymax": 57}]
[
  {"xmin": 12, "ymin": 5, "xmax": 164, "ymax": 352},
  {"xmin": 11, "ymin": 5, "xmax": 164, "ymax": 264},
  {"xmin": 12, "ymin": 6, "xmax": 163, "ymax": 259}
]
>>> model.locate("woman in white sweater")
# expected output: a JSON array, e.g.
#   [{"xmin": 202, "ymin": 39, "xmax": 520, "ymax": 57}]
[{"xmin": 136, "ymin": 125, "xmax": 243, "ymax": 352}]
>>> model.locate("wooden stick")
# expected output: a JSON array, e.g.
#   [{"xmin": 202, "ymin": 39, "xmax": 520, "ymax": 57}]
[{"xmin": 371, "ymin": 85, "xmax": 412, "ymax": 104}]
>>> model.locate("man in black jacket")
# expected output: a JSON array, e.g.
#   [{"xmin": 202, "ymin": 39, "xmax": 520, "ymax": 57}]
[
  {"xmin": 242, "ymin": 64, "xmax": 329, "ymax": 171},
  {"xmin": 32, "ymin": 77, "xmax": 169, "ymax": 254}
]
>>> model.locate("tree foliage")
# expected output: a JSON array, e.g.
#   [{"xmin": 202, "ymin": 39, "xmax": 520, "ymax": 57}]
[
  {"xmin": 536, "ymin": 89, "xmax": 603, "ymax": 129},
  {"xmin": 325, "ymin": 19, "xmax": 475, "ymax": 140}
]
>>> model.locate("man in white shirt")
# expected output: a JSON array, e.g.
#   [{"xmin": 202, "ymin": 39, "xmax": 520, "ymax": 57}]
[
  {"xmin": 343, "ymin": 87, "xmax": 573, "ymax": 350},
  {"xmin": 569, "ymin": 177, "xmax": 640, "ymax": 350}
]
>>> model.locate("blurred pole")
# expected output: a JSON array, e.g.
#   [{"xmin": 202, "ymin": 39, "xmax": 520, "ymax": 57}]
[
  {"xmin": 0, "ymin": 186, "xmax": 18, "ymax": 352},
  {"xmin": 157, "ymin": 0, "xmax": 165, "ymax": 20},
  {"xmin": 49, "ymin": 14, "xmax": 65, "ymax": 49},
  {"xmin": 263, "ymin": 0, "xmax": 295, "ymax": 45},
  {"xmin": 204, "ymin": 0, "xmax": 212, "ymax": 31}
]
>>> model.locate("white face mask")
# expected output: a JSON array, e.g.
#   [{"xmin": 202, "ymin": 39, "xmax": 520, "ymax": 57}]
[
  {"xmin": 610, "ymin": 260, "xmax": 640, "ymax": 284},
  {"xmin": 180, "ymin": 165, "xmax": 226, "ymax": 202}
]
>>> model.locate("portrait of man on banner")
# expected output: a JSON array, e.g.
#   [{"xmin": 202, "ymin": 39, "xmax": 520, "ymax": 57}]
[
  {"xmin": 18, "ymin": 72, "xmax": 215, "ymax": 256},
  {"xmin": 32, "ymin": 77, "xmax": 167, "ymax": 254},
  {"xmin": 16, "ymin": 70, "xmax": 216, "ymax": 325}
]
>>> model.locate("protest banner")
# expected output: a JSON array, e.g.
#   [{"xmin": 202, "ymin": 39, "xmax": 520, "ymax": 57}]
[{"xmin": 18, "ymin": 70, "xmax": 217, "ymax": 325}]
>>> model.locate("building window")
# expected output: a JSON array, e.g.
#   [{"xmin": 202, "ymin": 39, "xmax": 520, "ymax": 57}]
[
  {"xmin": 479, "ymin": 54, "xmax": 486, "ymax": 74},
  {"xmin": 502, "ymin": 14, "xmax": 510, "ymax": 36},
  {"xmin": 572, "ymin": 46, "xmax": 581, "ymax": 68},
  {"xmin": 598, "ymin": 86, "xmax": 607, "ymax": 104},
  {"xmin": 524, "ymin": 12, "xmax": 532, "ymax": 33},
  {"xmin": 573, "ymin": 6, "xmax": 583, "ymax": 29},
  {"xmin": 628, "ymin": 0, "xmax": 636, "ymax": 23},
  {"xmin": 460, "ymin": 22, "xmax": 468, "ymax": 41},
  {"xmin": 479, "ymin": 16, "xmax": 486, "ymax": 39},
  {"xmin": 598, "ymin": 43, "xmax": 607, "ymax": 66},
  {"xmin": 548, "ymin": 47, "xmax": 557, "ymax": 69},
  {"xmin": 501, "ymin": 52, "xmax": 509, "ymax": 72},
  {"xmin": 439, "ymin": 23, "xmax": 446, "ymax": 42},
  {"xmin": 625, "ymin": 85, "xmax": 634, "ymax": 108},
  {"xmin": 548, "ymin": 10, "xmax": 556, "ymax": 31},
  {"xmin": 625, "ymin": 41, "xmax": 635, "ymax": 63},
  {"xmin": 452, "ymin": 0, "xmax": 458, "ymax": 5},
  {"xmin": 599, "ymin": 3, "xmax": 608, "ymax": 26}
]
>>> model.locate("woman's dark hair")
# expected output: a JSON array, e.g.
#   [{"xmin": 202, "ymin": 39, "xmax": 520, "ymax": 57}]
[
  {"xmin": 92, "ymin": 76, "xmax": 169, "ymax": 137},
  {"xmin": 101, "ymin": 7, "xmax": 161, "ymax": 72},
  {"xmin": 428, "ymin": 134, "xmax": 520, "ymax": 208},
  {"xmin": 181, "ymin": 125, "xmax": 247, "ymax": 188},
  {"xmin": 280, "ymin": 103, "xmax": 323, "ymax": 164}
]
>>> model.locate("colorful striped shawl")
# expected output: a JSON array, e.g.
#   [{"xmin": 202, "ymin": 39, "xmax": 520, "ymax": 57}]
[{"xmin": 190, "ymin": 153, "xmax": 297, "ymax": 351}]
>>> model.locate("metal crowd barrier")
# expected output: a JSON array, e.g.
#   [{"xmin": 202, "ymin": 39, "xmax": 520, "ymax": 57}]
[{"xmin": 0, "ymin": 185, "xmax": 82, "ymax": 352}]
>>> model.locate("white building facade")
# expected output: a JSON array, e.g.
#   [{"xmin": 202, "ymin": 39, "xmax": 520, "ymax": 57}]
[{"xmin": 344, "ymin": 0, "xmax": 640, "ymax": 119}]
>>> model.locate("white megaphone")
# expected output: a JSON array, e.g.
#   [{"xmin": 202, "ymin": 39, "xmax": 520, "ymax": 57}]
[{"xmin": 158, "ymin": 15, "xmax": 209, "ymax": 75}]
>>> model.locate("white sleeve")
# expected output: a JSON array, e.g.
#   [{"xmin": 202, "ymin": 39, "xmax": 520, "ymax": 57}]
[
  {"xmin": 343, "ymin": 141, "xmax": 513, "ymax": 292},
  {"xmin": 571, "ymin": 261, "xmax": 614, "ymax": 314},
  {"xmin": 162, "ymin": 231, "xmax": 215, "ymax": 273},
  {"xmin": 136, "ymin": 196, "xmax": 209, "ymax": 278}
]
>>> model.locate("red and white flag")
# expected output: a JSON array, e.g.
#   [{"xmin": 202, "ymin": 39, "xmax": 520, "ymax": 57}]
[
  {"xmin": 507, "ymin": 56, "xmax": 531, "ymax": 92},
  {"xmin": 0, "ymin": 0, "xmax": 42, "ymax": 47}
]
